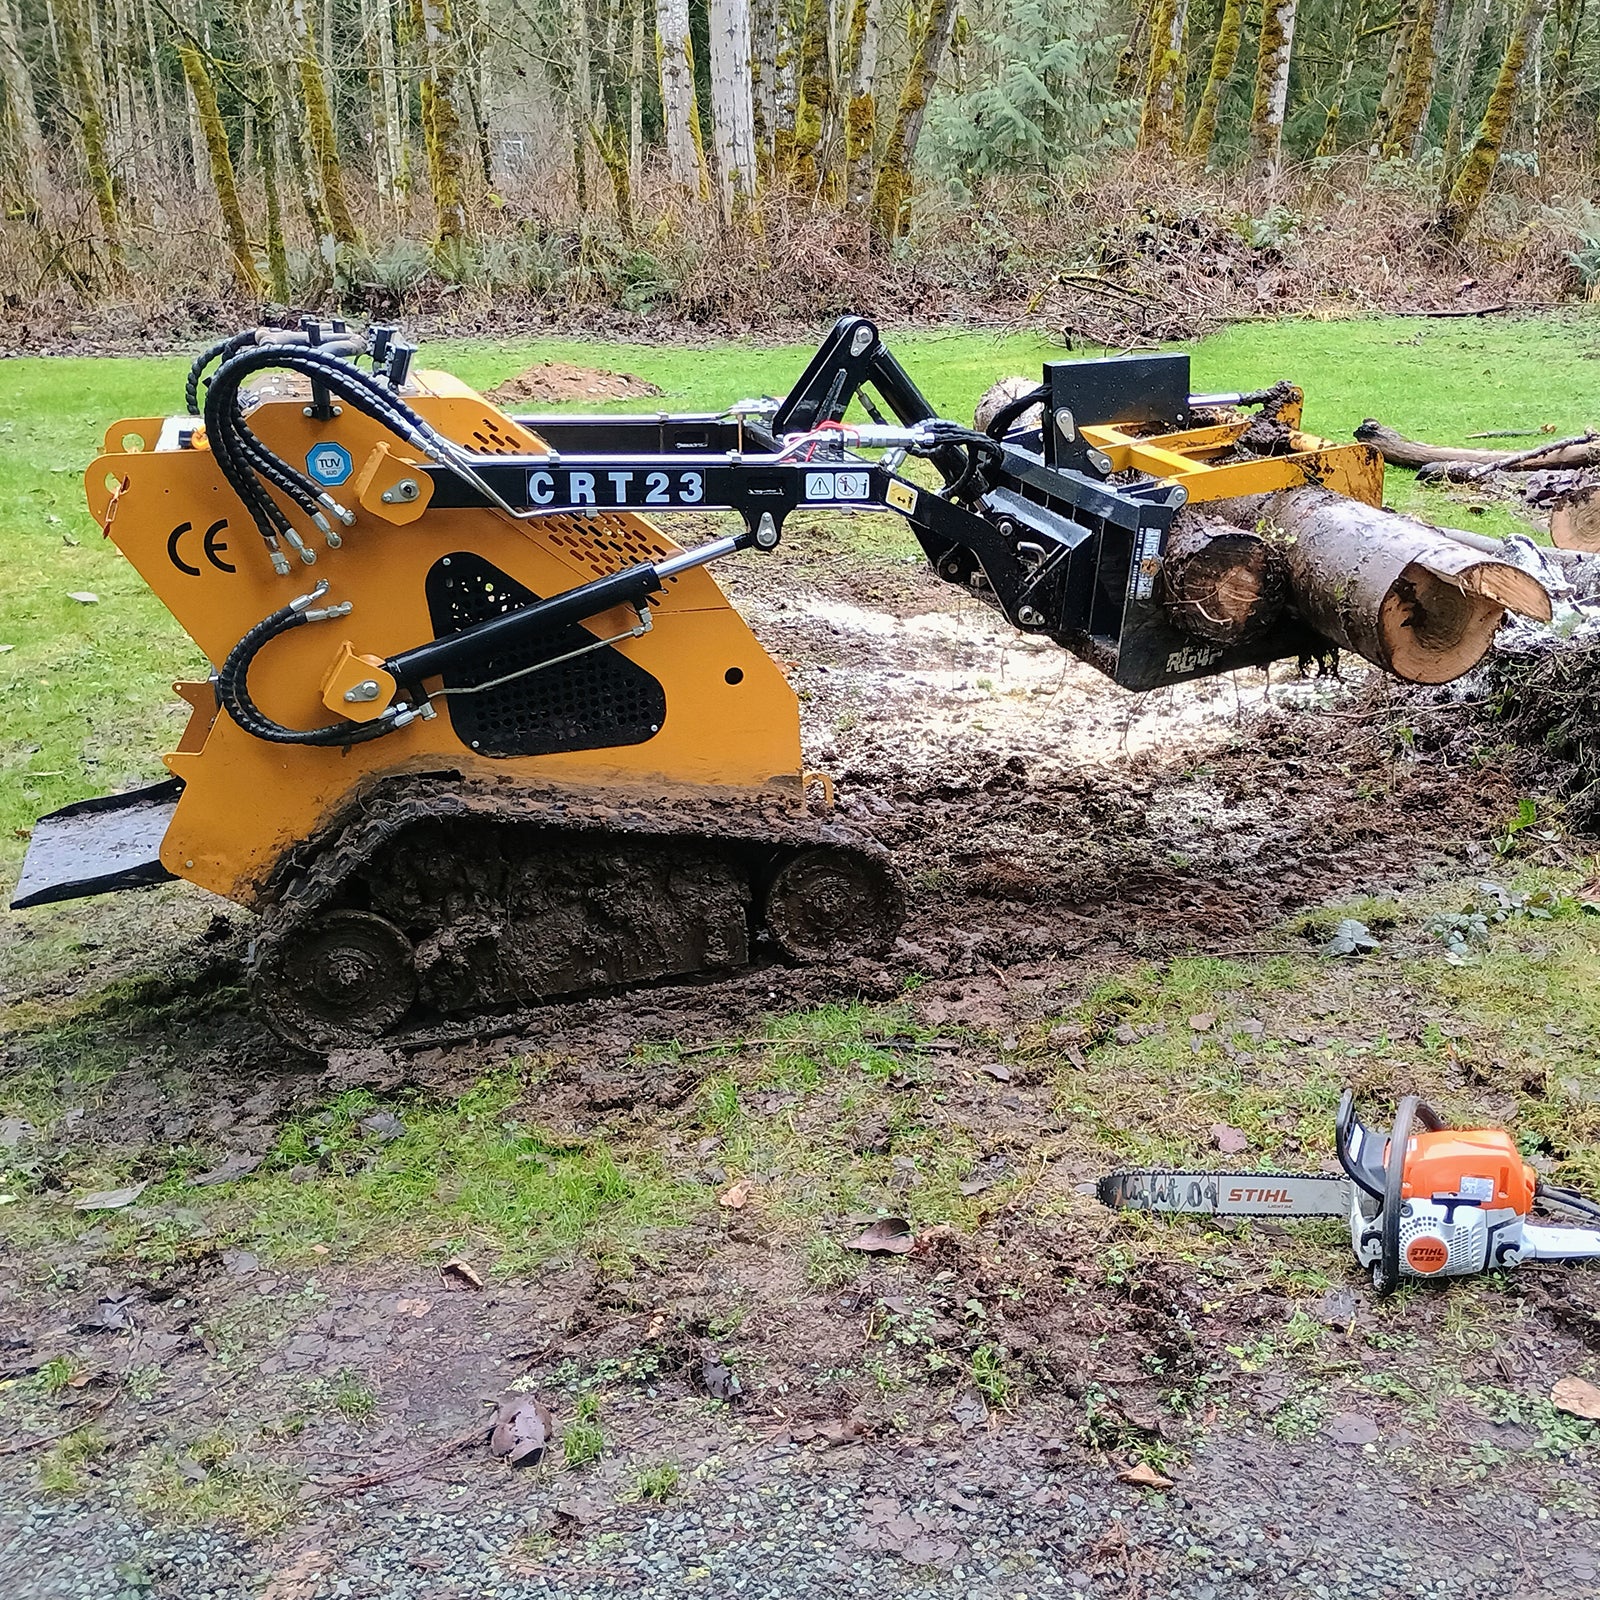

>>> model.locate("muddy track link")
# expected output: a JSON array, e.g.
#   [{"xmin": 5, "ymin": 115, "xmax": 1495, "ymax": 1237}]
[{"xmin": 248, "ymin": 776, "xmax": 903, "ymax": 1054}]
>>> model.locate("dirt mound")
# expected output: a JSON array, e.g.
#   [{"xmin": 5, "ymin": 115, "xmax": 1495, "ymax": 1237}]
[{"xmin": 487, "ymin": 361, "xmax": 663, "ymax": 405}]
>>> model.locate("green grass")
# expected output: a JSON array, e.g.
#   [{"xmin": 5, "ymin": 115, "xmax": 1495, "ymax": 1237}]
[{"xmin": 2, "ymin": 312, "xmax": 1596, "ymax": 871}]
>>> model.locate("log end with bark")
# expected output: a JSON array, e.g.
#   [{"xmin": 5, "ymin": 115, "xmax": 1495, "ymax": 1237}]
[{"xmin": 1160, "ymin": 510, "xmax": 1288, "ymax": 645}]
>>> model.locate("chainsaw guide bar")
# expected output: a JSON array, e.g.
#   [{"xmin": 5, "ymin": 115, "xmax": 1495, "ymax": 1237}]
[{"xmin": 1097, "ymin": 1169, "xmax": 1349, "ymax": 1218}]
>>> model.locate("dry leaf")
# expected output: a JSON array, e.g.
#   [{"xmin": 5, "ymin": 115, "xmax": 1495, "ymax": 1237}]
[
  {"xmin": 1210, "ymin": 1123, "xmax": 1249, "ymax": 1155},
  {"xmin": 844, "ymin": 1217, "xmax": 914, "ymax": 1254},
  {"xmin": 980, "ymin": 1063, "xmax": 1011, "ymax": 1082},
  {"xmin": 488, "ymin": 1394, "xmax": 553, "ymax": 1468},
  {"xmin": 1117, "ymin": 1461, "xmax": 1175, "ymax": 1489},
  {"xmin": 441, "ymin": 1256, "xmax": 483, "ymax": 1289},
  {"xmin": 1551, "ymin": 1375, "xmax": 1600, "ymax": 1421},
  {"xmin": 1188, "ymin": 1013, "xmax": 1215, "ymax": 1032},
  {"xmin": 719, "ymin": 1179, "xmax": 753, "ymax": 1209},
  {"xmin": 394, "ymin": 1297, "xmax": 431, "ymax": 1318}
]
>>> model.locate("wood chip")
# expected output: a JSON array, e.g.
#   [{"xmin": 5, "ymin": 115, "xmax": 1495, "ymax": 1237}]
[
  {"xmin": 1117, "ymin": 1461, "xmax": 1175, "ymax": 1489},
  {"xmin": 441, "ymin": 1256, "xmax": 483, "ymax": 1289},
  {"xmin": 1551, "ymin": 1375, "xmax": 1600, "ymax": 1421},
  {"xmin": 1188, "ymin": 1013, "xmax": 1215, "ymax": 1031}
]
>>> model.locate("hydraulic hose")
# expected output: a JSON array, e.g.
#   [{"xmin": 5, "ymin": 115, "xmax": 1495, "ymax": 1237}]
[{"xmin": 217, "ymin": 589, "xmax": 405, "ymax": 747}]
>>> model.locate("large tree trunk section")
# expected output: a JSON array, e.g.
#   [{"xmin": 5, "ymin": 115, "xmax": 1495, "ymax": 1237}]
[
  {"xmin": 1213, "ymin": 488, "xmax": 1551, "ymax": 683},
  {"xmin": 1160, "ymin": 511, "xmax": 1288, "ymax": 646},
  {"xmin": 1354, "ymin": 420, "xmax": 1600, "ymax": 471}
]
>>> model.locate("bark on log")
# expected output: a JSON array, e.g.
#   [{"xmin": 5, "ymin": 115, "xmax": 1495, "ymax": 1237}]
[
  {"xmin": 1160, "ymin": 510, "xmax": 1288, "ymax": 646},
  {"xmin": 1354, "ymin": 419, "xmax": 1600, "ymax": 472},
  {"xmin": 1213, "ymin": 487, "xmax": 1552, "ymax": 683}
]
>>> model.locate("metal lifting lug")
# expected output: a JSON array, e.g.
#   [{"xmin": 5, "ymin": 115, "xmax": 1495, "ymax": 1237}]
[{"xmin": 753, "ymin": 512, "xmax": 781, "ymax": 550}]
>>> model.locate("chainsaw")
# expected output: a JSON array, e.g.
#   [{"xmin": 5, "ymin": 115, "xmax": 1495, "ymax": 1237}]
[{"xmin": 1098, "ymin": 1091, "xmax": 1600, "ymax": 1293}]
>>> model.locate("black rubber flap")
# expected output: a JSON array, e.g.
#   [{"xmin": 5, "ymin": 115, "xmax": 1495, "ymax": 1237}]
[{"xmin": 11, "ymin": 778, "xmax": 182, "ymax": 909}]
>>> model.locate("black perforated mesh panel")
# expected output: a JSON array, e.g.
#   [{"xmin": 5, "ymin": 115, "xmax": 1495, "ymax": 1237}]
[{"xmin": 425, "ymin": 552, "xmax": 666, "ymax": 759}]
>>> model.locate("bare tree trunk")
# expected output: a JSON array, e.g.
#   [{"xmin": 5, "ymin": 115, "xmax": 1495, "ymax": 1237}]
[
  {"xmin": 140, "ymin": 0, "xmax": 172, "ymax": 183},
  {"xmin": 1437, "ymin": 0, "xmax": 1549, "ymax": 240},
  {"xmin": 1371, "ymin": 0, "xmax": 1421, "ymax": 149},
  {"xmin": 59, "ymin": 0, "xmax": 122, "ymax": 265},
  {"xmin": 1138, "ymin": 0, "xmax": 1189, "ymax": 152},
  {"xmin": 1315, "ymin": 0, "xmax": 1367, "ymax": 156},
  {"xmin": 293, "ymin": 0, "xmax": 362, "ymax": 247},
  {"xmin": 708, "ymin": 0, "xmax": 758, "ymax": 219},
  {"xmin": 177, "ymin": 40, "xmax": 263, "ymax": 298},
  {"xmin": 1187, "ymin": 0, "xmax": 1242, "ymax": 160},
  {"xmin": 867, "ymin": 0, "xmax": 954, "ymax": 249},
  {"xmin": 1438, "ymin": 0, "xmax": 1490, "ymax": 187},
  {"xmin": 657, "ymin": 0, "xmax": 708, "ymax": 195},
  {"xmin": 629, "ymin": 0, "xmax": 644, "ymax": 189},
  {"xmin": 0, "ymin": 0, "xmax": 52, "ymax": 210},
  {"xmin": 1247, "ymin": 0, "xmax": 1298, "ymax": 180},
  {"xmin": 363, "ymin": 0, "xmax": 400, "ymax": 208},
  {"xmin": 840, "ymin": 0, "xmax": 878, "ymax": 215}
]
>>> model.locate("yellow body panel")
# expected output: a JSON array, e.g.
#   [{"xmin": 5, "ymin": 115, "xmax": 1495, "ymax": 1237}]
[{"xmin": 86, "ymin": 371, "xmax": 802, "ymax": 906}]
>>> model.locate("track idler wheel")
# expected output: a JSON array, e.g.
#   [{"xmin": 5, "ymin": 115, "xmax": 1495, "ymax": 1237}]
[
  {"xmin": 763, "ymin": 845, "xmax": 903, "ymax": 963},
  {"xmin": 252, "ymin": 909, "xmax": 418, "ymax": 1051}
]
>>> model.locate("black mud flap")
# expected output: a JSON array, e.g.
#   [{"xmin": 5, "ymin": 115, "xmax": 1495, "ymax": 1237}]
[{"xmin": 10, "ymin": 779, "xmax": 183, "ymax": 910}]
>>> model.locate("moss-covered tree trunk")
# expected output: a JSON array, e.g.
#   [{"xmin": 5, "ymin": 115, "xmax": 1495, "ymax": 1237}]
[
  {"xmin": 1438, "ymin": 0, "xmax": 1490, "ymax": 189},
  {"xmin": 1437, "ymin": 0, "xmax": 1550, "ymax": 240},
  {"xmin": 867, "ymin": 0, "xmax": 955, "ymax": 251},
  {"xmin": 1138, "ymin": 0, "xmax": 1188, "ymax": 152},
  {"xmin": 177, "ymin": 41, "xmax": 263, "ymax": 298},
  {"xmin": 841, "ymin": 0, "xmax": 879, "ymax": 216},
  {"xmin": 59, "ymin": 0, "xmax": 121, "ymax": 266},
  {"xmin": 1115, "ymin": 0, "xmax": 1156, "ymax": 95},
  {"xmin": 418, "ymin": 0, "xmax": 471, "ymax": 245},
  {"xmin": 257, "ymin": 85, "xmax": 292, "ymax": 300},
  {"xmin": 786, "ymin": 0, "xmax": 831, "ymax": 189},
  {"xmin": 1, "ymin": 0, "xmax": 54, "ymax": 210},
  {"xmin": 292, "ymin": 0, "xmax": 362, "ymax": 247},
  {"xmin": 772, "ymin": 0, "xmax": 799, "ymax": 173},
  {"xmin": 1187, "ymin": 0, "xmax": 1242, "ymax": 160},
  {"xmin": 1386, "ymin": 0, "xmax": 1442, "ymax": 156},
  {"xmin": 750, "ymin": 0, "xmax": 777, "ymax": 179},
  {"xmin": 1247, "ymin": 0, "xmax": 1298, "ymax": 180}
]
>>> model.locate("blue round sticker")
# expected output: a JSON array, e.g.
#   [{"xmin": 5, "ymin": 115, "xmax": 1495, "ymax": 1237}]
[{"xmin": 306, "ymin": 441, "xmax": 354, "ymax": 487}]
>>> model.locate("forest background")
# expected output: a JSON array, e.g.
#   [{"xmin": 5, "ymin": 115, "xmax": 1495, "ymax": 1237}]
[{"xmin": 0, "ymin": 0, "xmax": 1595, "ymax": 336}]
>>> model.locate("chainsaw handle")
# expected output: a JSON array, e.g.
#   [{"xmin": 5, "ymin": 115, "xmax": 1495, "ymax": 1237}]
[
  {"xmin": 1335, "ymin": 1090, "xmax": 1383, "ymax": 1200},
  {"xmin": 1376, "ymin": 1095, "xmax": 1424, "ymax": 1295}
]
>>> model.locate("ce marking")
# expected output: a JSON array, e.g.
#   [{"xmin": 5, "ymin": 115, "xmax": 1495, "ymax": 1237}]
[{"xmin": 167, "ymin": 518, "xmax": 235, "ymax": 575}]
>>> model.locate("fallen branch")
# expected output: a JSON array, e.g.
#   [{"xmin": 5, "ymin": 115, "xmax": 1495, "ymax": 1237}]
[
  {"xmin": 306, "ymin": 1419, "xmax": 488, "ymax": 1500},
  {"xmin": 1354, "ymin": 420, "xmax": 1600, "ymax": 473},
  {"xmin": 0, "ymin": 1388, "xmax": 121, "ymax": 1457}
]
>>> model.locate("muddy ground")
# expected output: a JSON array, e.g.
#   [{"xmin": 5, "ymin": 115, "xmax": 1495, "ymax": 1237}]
[{"xmin": 3, "ymin": 520, "xmax": 1599, "ymax": 1599}]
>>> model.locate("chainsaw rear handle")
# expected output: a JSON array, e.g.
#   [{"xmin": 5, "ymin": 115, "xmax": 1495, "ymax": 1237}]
[{"xmin": 1335, "ymin": 1089, "xmax": 1445, "ymax": 1295}]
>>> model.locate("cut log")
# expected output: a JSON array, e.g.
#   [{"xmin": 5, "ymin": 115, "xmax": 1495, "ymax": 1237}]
[
  {"xmin": 1551, "ymin": 485, "xmax": 1600, "ymax": 554},
  {"xmin": 1354, "ymin": 420, "xmax": 1600, "ymax": 473},
  {"xmin": 1213, "ymin": 487, "xmax": 1552, "ymax": 683},
  {"xmin": 1160, "ymin": 510, "xmax": 1288, "ymax": 645}
]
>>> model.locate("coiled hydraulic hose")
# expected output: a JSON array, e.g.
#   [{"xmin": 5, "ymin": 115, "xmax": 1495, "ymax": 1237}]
[{"xmin": 217, "ymin": 584, "xmax": 415, "ymax": 746}]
